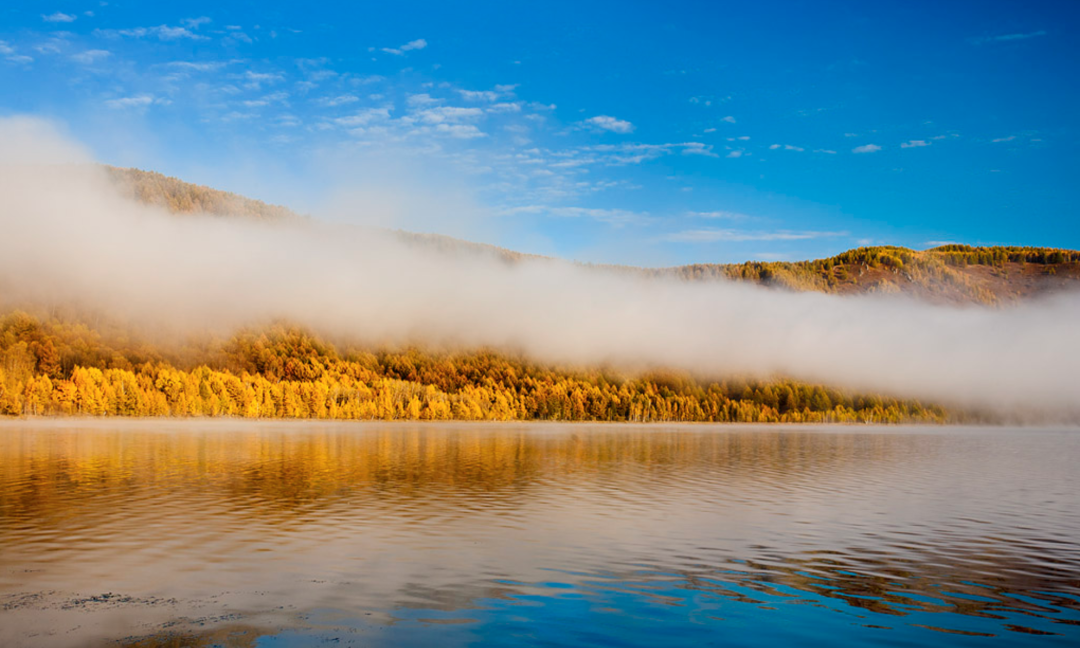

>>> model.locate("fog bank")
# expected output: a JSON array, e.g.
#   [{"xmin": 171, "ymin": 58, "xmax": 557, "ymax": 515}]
[{"xmin": 1, "ymin": 116, "xmax": 1077, "ymax": 418}]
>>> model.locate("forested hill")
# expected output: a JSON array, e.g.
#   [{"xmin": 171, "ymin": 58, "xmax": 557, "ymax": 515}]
[
  {"xmin": 649, "ymin": 245, "xmax": 1080, "ymax": 306},
  {"xmin": 108, "ymin": 166, "xmax": 1080, "ymax": 306},
  {"xmin": 105, "ymin": 166, "xmax": 305, "ymax": 222}
]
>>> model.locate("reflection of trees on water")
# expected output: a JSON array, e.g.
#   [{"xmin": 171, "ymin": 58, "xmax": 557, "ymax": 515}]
[
  {"xmin": 3, "ymin": 424, "xmax": 1078, "ymax": 643},
  {"xmin": 1, "ymin": 426, "xmax": 924, "ymax": 524}
]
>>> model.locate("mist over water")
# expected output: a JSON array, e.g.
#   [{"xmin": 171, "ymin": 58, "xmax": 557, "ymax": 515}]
[{"xmin": 1, "ymin": 116, "xmax": 1079, "ymax": 418}]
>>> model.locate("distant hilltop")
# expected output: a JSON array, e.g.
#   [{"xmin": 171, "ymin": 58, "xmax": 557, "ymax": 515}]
[{"xmin": 108, "ymin": 166, "xmax": 1080, "ymax": 307}]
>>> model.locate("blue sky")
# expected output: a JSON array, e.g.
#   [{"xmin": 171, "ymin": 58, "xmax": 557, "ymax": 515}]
[{"xmin": 2, "ymin": 1, "xmax": 1077, "ymax": 265}]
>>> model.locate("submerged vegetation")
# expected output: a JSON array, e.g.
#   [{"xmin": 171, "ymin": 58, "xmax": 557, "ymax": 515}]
[{"xmin": 0, "ymin": 311, "xmax": 947, "ymax": 423}]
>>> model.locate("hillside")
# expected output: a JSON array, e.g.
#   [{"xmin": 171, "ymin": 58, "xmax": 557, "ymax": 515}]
[
  {"xmin": 0, "ymin": 167, "xmax": 1074, "ymax": 423},
  {"xmin": 652, "ymin": 245, "xmax": 1080, "ymax": 306},
  {"xmin": 107, "ymin": 166, "xmax": 1080, "ymax": 306}
]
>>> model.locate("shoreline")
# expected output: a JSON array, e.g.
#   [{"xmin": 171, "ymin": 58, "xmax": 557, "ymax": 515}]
[{"xmin": 1, "ymin": 416, "xmax": 1075, "ymax": 432}]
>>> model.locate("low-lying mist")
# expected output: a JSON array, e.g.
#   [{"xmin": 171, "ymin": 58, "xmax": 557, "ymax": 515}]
[{"xmin": 1, "ymin": 116, "xmax": 1077, "ymax": 420}]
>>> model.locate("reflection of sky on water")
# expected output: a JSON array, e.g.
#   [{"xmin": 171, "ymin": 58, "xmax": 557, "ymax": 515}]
[{"xmin": 0, "ymin": 421, "xmax": 1077, "ymax": 646}]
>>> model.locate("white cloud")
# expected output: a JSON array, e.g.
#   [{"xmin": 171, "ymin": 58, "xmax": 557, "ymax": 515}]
[
  {"xmin": 689, "ymin": 210, "xmax": 751, "ymax": 220},
  {"xmin": 487, "ymin": 102, "xmax": 522, "ymax": 114},
  {"xmin": 182, "ymin": 17, "xmax": 212, "ymax": 29},
  {"xmin": 704, "ymin": 128, "xmax": 717, "ymax": 133},
  {"xmin": 991, "ymin": 135, "xmax": 1016, "ymax": 143},
  {"xmin": 504, "ymin": 205, "xmax": 648, "ymax": 227},
  {"xmin": 166, "ymin": 61, "xmax": 226, "ymax": 72},
  {"xmin": 814, "ymin": 149, "xmax": 837, "ymax": 154},
  {"xmin": 104, "ymin": 95, "xmax": 168, "ymax": 109},
  {"xmin": 42, "ymin": 12, "xmax": 76, "ymax": 23},
  {"xmin": 726, "ymin": 150, "xmax": 743, "ymax": 158},
  {"xmin": 406, "ymin": 93, "xmax": 441, "ymax": 107},
  {"xmin": 315, "ymin": 94, "xmax": 359, "ymax": 107},
  {"xmin": 458, "ymin": 89, "xmax": 499, "ymax": 102},
  {"xmin": 97, "ymin": 25, "xmax": 208, "ymax": 41},
  {"xmin": 769, "ymin": 144, "xmax": 804, "ymax": 152},
  {"xmin": 0, "ymin": 40, "xmax": 33, "ymax": 64},
  {"xmin": 238, "ymin": 71, "xmax": 284, "ymax": 89},
  {"xmin": 721, "ymin": 115, "xmax": 736, "ymax": 123},
  {"xmin": 241, "ymin": 92, "xmax": 288, "ymax": 108},
  {"xmin": 334, "ymin": 107, "xmax": 392, "ymax": 127},
  {"xmin": 681, "ymin": 142, "xmax": 718, "ymax": 158},
  {"xmin": 407, "ymin": 106, "xmax": 484, "ymax": 125},
  {"xmin": 852, "ymin": 144, "xmax": 882, "ymax": 153},
  {"xmin": 900, "ymin": 140, "xmax": 930, "ymax": 148},
  {"xmin": 432, "ymin": 123, "xmax": 486, "ymax": 139},
  {"xmin": 583, "ymin": 115, "xmax": 634, "ymax": 133},
  {"xmin": 71, "ymin": 49, "xmax": 111, "ymax": 64},
  {"xmin": 381, "ymin": 38, "xmax": 427, "ymax": 55},
  {"xmin": 663, "ymin": 229, "xmax": 847, "ymax": 243}
]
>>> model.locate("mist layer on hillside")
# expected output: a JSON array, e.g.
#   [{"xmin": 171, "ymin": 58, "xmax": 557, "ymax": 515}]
[{"xmin": 1, "ymin": 116, "xmax": 1077, "ymax": 419}]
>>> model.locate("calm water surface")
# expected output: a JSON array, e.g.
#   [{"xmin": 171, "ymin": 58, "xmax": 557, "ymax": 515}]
[{"xmin": 0, "ymin": 421, "xmax": 1078, "ymax": 647}]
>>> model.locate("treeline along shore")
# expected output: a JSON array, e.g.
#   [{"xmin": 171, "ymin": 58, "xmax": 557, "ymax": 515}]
[{"xmin": 0, "ymin": 313, "xmax": 948, "ymax": 423}]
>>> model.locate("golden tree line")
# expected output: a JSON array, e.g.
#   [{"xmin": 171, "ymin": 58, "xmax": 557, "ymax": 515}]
[{"xmin": 1, "ymin": 310, "xmax": 947, "ymax": 423}]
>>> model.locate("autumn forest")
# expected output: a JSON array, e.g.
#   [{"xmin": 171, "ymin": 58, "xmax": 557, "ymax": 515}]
[{"xmin": 1, "ymin": 168, "xmax": 1078, "ymax": 424}]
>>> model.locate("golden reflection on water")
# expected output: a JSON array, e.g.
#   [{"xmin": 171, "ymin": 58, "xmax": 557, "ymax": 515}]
[{"xmin": 1, "ymin": 421, "xmax": 1078, "ymax": 647}]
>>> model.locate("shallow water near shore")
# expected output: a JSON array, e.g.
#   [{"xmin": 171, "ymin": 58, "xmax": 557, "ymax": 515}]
[{"xmin": 1, "ymin": 420, "xmax": 1078, "ymax": 646}]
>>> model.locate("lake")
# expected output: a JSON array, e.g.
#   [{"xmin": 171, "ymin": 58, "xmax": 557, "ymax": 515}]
[{"xmin": 1, "ymin": 421, "xmax": 1078, "ymax": 647}]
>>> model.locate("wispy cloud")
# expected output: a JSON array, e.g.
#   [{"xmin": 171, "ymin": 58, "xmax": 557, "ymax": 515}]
[
  {"xmin": 663, "ymin": 229, "xmax": 847, "ymax": 243},
  {"xmin": 458, "ymin": 89, "xmax": 499, "ymax": 102},
  {"xmin": 900, "ymin": 140, "xmax": 930, "ymax": 148},
  {"xmin": 406, "ymin": 93, "xmax": 441, "ymax": 107},
  {"xmin": 405, "ymin": 106, "xmax": 484, "ymax": 125},
  {"xmin": 0, "ymin": 40, "xmax": 33, "ymax": 64},
  {"xmin": 381, "ymin": 38, "xmax": 427, "ymax": 55},
  {"xmin": 721, "ymin": 115, "xmax": 736, "ymax": 124},
  {"xmin": 237, "ymin": 70, "xmax": 284, "ymax": 90},
  {"xmin": 972, "ymin": 30, "xmax": 1047, "ymax": 44},
  {"xmin": 334, "ymin": 107, "xmax": 392, "ymax": 127},
  {"xmin": 852, "ymin": 144, "xmax": 882, "ymax": 153},
  {"xmin": 42, "ymin": 12, "xmax": 77, "ymax": 23},
  {"xmin": 504, "ymin": 205, "xmax": 649, "ymax": 227},
  {"xmin": 768, "ymin": 144, "xmax": 805, "ymax": 152},
  {"xmin": 314, "ymin": 94, "xmax": 359, "ymax": 107},
  {"xmin": 242, "ymin": 91, "xmax": 289, "ymax": 108},
  {"xmin": 104, "ymin": 95, "xmax": 169, "ymax": 109},
  {"xmin": 814, "ymin": 149, "xmax": 837, "ymax": 154},
  {"xmin": 428, "ymin": 123, "xmax": 486, "ymax": 139},
  {"xmin": 680, "ymin": 142, "xmax": 718, "ymax": 157},
  {"xmin": 991, "ymin": 135, "xmax": 1016, "ymax": 143},
  {"xmin": 165, "ymin": 61, "xmax": 228, "ymax": 72},
  {"xmin": 96, "ymin": 25, "xmax": 209, "ymax": 41},
  {"xmin": 688, "ymin": 210, "xmax": 752, "ymax": 220},
  {"xmin": 582, "ymin": 115, "xmax": 634, "ymax": 134},
  {"xmin": 487, "ymin": 102, "xmax": 522, "ymax": 114},
  {"xmin": 71, "ymin": 50, "xmax": 111, "ymax": 64},
  {"xmin": 182, "ymin": 17, "xmax": 212, "ymax": 29}
]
